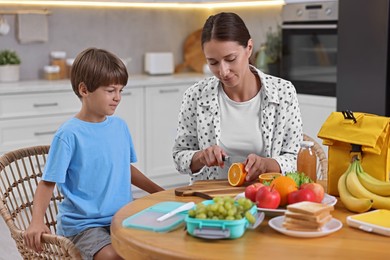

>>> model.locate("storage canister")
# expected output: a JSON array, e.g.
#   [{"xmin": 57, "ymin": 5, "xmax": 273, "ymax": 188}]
[
  {"xmin": 66, "ymin": 58, "xmax": 74, "ymax": 79},
  {"xmin": 50, "ymin": 51, "xmax": 67, "ymax": 79},
  {"xmin": 43, "ymin": 65, "xmax": 60, "ymax": 80}
]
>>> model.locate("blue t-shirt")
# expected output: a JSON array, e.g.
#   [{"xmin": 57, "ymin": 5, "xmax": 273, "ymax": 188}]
[{"xmin": 42, "ymin": 116, "xmax": 137, "ymax": 236}]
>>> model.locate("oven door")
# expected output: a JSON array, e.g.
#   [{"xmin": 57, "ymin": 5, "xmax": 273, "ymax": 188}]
[{"xmin": 281, "ymin": 23, "xmax": 337, "ymax": 97}]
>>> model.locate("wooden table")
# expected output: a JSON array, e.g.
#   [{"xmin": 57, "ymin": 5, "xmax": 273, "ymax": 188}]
[{"xmin": 111, "ymin": 189, "xmax": 389, "ymax": 259}]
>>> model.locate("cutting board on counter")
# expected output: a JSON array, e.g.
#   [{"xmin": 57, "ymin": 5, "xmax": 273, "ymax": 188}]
[
  {"xmin": 175, "ymin": 180, "xmax": 246, "ymax": 199},
  {"xmin": 175, "ymin": 29, "xmax": 206, "ymax": 73}
]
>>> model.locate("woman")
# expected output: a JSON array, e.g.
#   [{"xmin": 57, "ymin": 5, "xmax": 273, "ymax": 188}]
[{"xmin": 173, "ymin": 12, "xmax": 302, "ymax": 184}]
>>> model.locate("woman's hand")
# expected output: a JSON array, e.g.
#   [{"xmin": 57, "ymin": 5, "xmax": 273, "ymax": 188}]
[
  {"xmin": 244, "ymin": 154, "xmax": 281, "ymax": 182},
  {"xmin": 190, "ymin": 145, "xmax": 227, "ymax": 172}
]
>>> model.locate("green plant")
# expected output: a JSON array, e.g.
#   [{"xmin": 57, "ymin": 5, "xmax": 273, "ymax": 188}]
[
  {"xmin": 0, "ymin": 50, "xmax": 21, "ymax": 65},
  {"xmin": 264, "ymin": 26, "xmax": 281, "ymax": 64}
]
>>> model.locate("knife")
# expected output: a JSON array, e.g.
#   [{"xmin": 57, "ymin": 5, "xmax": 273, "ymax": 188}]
[{"xmin": 157, "ymin": 202, "xmax": 195, "ymax": 222}]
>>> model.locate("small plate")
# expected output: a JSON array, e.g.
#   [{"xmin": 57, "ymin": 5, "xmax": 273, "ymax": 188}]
[
  {"xmin": 269, "ymin": 216, "xmax": 343, "ymax": 238},
  {"xmin": 257, "ymin": 193, "xmax": 337, "ymax": 215}
]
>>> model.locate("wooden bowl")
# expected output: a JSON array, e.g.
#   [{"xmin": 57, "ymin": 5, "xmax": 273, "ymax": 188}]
[{"xmin": 258, "ymin": 173, "xmax": 282, "ymax": 183}]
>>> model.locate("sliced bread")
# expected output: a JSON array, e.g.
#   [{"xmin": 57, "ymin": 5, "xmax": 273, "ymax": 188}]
[{"xmin": 286, "ymin": 201, "xmax": 334, "ymax": 216}]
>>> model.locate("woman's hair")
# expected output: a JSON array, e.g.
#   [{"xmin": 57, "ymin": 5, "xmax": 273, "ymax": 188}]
[
  {"xmin": 70, "ymin": 48, "xmax": 128, "ymax": 98},
  {"xmin": 201, "ymin": 12, "xmax": 251, "ymax": 49}
]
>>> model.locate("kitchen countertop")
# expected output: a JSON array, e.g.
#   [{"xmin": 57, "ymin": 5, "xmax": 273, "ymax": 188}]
[{"xmin": 0, "ymin": 73, "xmax": 206, "ymax": 95}]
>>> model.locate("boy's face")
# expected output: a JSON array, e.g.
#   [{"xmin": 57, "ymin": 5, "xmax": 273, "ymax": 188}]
[{"xmin": 80, "ymin": 84, "xmax": 124, "ymax": 122}]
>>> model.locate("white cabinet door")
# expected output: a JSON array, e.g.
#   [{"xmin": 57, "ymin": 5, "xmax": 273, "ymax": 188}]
[
  {"xmin": 115, "ymin": 86, "xmax": 145, "ymax": 172},
  {"xmin": 0, "ymin": 91, "xmax": 80, "ymax": 119},
  {"xmin": 0, "ymin": 89, "xmax": 80, "ymax": 154},
  {"xmin": 297, "ymin": 94, "xmax": 336, "ymax": 152},
  {"xmin": 0, "ymin": 115, "xmax": 74, "ymax": 154},
  {"xmin": 145, "ymin": 83, "xmax": 190, "ymax": 187}
]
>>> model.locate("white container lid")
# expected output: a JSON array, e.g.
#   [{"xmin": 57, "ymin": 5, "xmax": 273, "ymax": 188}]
[
  {"xmin": 50, "ymin": 51, "xmax": 66, "ymax": 59},
  {"xmin": 44, "ymin": 65, "xmax": 60, "ymax": 73},
  {"xmin": 66, "ymin": 58, "xmax": 75, "ymax": 66},
  {"xmin": 300, "ymin": 141, "xmax": 314, "ymax": 147}
]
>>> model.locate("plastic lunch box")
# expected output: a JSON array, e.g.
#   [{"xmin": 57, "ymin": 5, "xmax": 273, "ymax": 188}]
[
  {"xmin": 185, "ymin": 200, "xmax": 262, "ymax": 239},
  {"xmin": 346, "ymin": 209, "xmax": 390, "ymax": 236}
]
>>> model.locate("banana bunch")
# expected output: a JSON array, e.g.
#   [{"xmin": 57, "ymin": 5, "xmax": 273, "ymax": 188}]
[{"xmin": 338, "ymin": 159, "xmax": 390, "ymax": 213}]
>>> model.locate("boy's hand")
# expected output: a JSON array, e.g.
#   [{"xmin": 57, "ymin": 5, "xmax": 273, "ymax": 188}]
[{"xmin": 24, "ymin": 221, "xmax": 51, "ymax": 252}]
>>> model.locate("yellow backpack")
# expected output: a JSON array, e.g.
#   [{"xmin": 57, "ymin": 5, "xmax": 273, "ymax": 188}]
[{"xmin": 317, "ymin": 111, "xmax": 390, "ymax": 196}]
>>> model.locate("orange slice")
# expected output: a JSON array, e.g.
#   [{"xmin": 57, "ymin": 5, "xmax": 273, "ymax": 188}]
[
  {"xmin": 228, "ymin": 163, "xmax": 247, "ymax": 187},
  {"xmin": 259, "ymin": 172, "xmax": 282, "ymax": 183}
]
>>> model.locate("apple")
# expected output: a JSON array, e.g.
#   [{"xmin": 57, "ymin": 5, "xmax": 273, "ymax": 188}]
[
  {"xmin": 255, "ymin": 186, "xmax": 281, "ymax": 209},
  {"xmin": 245, "ymin": 183, "xmax": 264, "ymax": 202},
  {"xmin": 300, "ymin": 183, "xmax": 325, "ymax": 203},
  {"xmin": 287, "ymin": 188, "xmax": 316, "ymax": 205}
]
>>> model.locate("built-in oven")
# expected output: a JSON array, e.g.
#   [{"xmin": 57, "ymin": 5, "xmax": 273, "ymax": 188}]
[{"xmin": 281, "ymin": 1, "xmax": 338, "ymax": 97}]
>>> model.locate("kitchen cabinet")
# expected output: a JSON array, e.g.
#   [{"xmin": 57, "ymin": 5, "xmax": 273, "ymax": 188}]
[
  {"xmin": 297, "ymin": 94, "xmax": 336, "ymax": 153},
  {"xmin": 0, "ymin": 85, "xmax": 80, "ymax": 154},
  {"xmin": 0, "ymin": 74, "xmax": 203, "ymax": 197},
  {"xmin": 115, "ymin": 86, "xmax": 145, "ymax": 173},
  {"xmin": 144, "ymin": 82, "xmax": 190, "ymax": 188},
  {"xmin": 337, "ymin": 0, "xmax": 390, "ymax": 116}
]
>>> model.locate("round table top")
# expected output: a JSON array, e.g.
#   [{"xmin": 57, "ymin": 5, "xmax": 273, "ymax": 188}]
[{"xmin": 111, "ymin": 189, "xmax": 388, "ymax": 260}]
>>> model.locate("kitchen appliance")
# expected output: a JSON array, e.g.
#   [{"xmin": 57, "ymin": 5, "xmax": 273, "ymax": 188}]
[
  {"xmin": 281, "ymin": 0, "xmax": 338, "ymax": 97},
  {"xmin": 144, "ymin": 52, "xmax": 174, "ymax": 75}
]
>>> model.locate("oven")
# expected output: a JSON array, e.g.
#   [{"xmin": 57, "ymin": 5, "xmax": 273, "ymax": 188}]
[{"xmin": 281, "ymin": 1, "xmax": 338, "ymax": 97}]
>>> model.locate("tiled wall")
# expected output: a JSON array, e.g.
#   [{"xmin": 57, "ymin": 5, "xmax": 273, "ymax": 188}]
[{"xmin": 0, "ymin": 6, "xmax": 282, "ymax": 80}]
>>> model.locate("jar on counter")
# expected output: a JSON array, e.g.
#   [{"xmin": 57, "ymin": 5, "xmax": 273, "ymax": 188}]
[
  {"xmin": 66, "ymin": 58, "xmax": 74, "ymax": 79},
  {"xmin": 297, "ymin": 141, "xmax": 317, "ymax": 182},
  {"xmin": 50, "ymin": 51, "xmax": 67, "ymax": 79},
  {"xmin": 43, "ymin": 65, "xmax": 60, "ymax": 80}
]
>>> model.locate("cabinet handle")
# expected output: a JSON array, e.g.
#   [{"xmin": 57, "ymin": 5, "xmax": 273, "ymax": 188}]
[
  {"xmin": 159, "ymin": 89, "xmax": 179, "ymax": 94},
  {"xmin": 33, "ymin": 102, "xmax": 59, "ymax": 108},
  {"xmin": 122, "ymin": 92, "xmax": 132, "ymax": 96},
  {"xmin": 34, "ymin": 131, "xmax": 56, "ymax": 136}
]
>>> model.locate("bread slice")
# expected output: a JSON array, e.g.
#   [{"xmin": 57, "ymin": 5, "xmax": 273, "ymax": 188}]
[
  {"xmin": 283, "ymin": 222, "xmax": 322, "ymax": 232},
  {"xmin": 284, "ymin": 215, "xmax": 332, "ymax": 228},
  {"xmin": 286, "ymin": 201, "xmax": 334, "ymax": 216},
  {"xmin": 285, "ymin": 210, "xmax": 330, "ymax": 222}
]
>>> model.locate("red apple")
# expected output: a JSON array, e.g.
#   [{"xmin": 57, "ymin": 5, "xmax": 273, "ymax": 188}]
[
  {"xmin": 255, "ymin": 186, "xmax": 281, "ymax": 209},
  {"xmin": 287, "ymin": 188, "xmax": 316, "ymax": 205},
  {"xmin": 245, "ymin": 183, "xmax": 265, "ymax": 202},
  {"xmin": 300, "ymin": 183, "xmax": 325, "ymax": 203}
]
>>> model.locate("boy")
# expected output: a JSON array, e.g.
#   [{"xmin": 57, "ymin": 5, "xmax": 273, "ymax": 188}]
[{"xmin": 24, "ymin": 48, "xmax": 164, "ymax": 260}]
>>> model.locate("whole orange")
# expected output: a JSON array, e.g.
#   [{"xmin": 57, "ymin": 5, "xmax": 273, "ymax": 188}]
[{"xmin": 270, "ymin": 176, "xmax": 298, "ymax": 206}]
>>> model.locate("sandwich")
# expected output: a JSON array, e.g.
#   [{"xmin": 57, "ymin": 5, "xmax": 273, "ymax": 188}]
[{"xmin": 283, "ymin": 201, "xmax": 334, "ymax": 231}]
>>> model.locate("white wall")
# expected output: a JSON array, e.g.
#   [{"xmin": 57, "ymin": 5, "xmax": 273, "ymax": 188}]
[{"xmin": 0, "ymin": 6, "xmax": 282, "ymax": 80}]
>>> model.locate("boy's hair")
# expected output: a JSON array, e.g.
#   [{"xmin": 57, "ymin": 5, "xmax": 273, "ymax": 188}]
[{"xmin": 70, "ymin": 48, "xmax": 128, "ymax": 98}]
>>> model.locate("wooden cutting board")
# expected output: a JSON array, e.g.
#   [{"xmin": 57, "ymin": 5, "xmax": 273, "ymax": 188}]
[
  {"xmin": 175, "ymin": 179, "xmax": 246, "ymax": 199},
  {"xmin": 175, "ymin": 29, "xmax": 206, "ymax": 73}
]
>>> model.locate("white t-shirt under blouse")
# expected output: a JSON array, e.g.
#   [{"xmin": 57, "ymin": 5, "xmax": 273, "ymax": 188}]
[{"xmin": 218, "ymin": 85, "xmax": 265, "ymax": 178}]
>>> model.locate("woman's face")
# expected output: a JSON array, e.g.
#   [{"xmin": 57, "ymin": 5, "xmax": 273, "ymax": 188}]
[{"xmin": 203, "ymin": 39, "xmax": 253, "ymax": 88}]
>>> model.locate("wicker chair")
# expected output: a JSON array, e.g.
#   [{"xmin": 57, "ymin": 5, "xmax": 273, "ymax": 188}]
[
  {"xmin": 0, "ymin": 146, "xmax": 82, "ymax": 259},
  {"xmin": 303, "ymin": 134, "xmax": 328, "ymax": 180}
]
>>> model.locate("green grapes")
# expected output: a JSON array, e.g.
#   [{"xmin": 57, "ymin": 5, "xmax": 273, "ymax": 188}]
[{"xmin": 188, "ymin": 196, "xmax": 255, "ymax": 222}]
